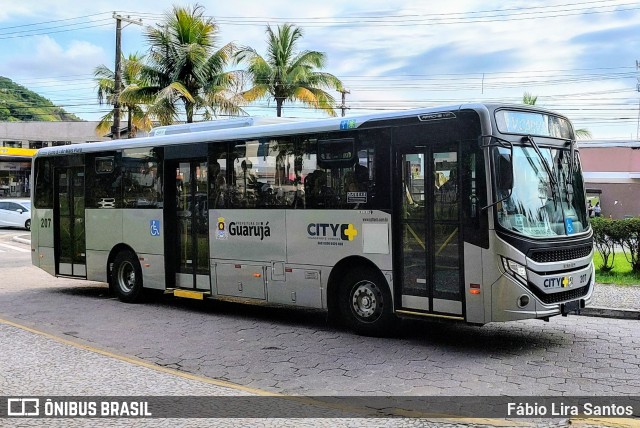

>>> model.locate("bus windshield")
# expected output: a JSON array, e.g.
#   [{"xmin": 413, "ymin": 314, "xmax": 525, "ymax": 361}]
[{"xmin": 495, "ymin": 145, "xmax": 588, "ymax": 238}]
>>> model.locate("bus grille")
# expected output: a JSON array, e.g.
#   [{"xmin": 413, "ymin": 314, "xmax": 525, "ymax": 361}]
[
  {"xmin": 529, "ymin": 245, "xmax": 592, "ymax": 263},
  {"xmin": 528, "ymin": 284, "xmax": 590, "ymax": 305}
]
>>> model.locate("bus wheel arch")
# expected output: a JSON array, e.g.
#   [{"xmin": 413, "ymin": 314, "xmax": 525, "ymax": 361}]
[
  {"xmin": 328, "ymin": 257, "xmax": 395, "ymax": 336},
  {"xmin": 108, "ymin": 245, "xmax": 144, "ymax": 303}
]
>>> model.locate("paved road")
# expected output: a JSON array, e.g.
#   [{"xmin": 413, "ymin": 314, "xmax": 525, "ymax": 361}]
[{"xmin": 1, "ymin": 233, "xmax": 638, "ymax": 397}]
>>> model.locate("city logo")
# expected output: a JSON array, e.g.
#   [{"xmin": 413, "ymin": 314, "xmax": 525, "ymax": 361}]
[
  {"xmin": 543, "ymin": 276, "xmax": 573, "ymax": 288},
  {"xmin": 216, "ymin": 218, "xmax": 272, "ymax": 241},
  {"xmin": 216, "ymin": 217, "xmax": 227, "ymax": 240},
  {"xmin": 228, "ymin": 221, "xmax": 271, "ymax": 240},
  {"xmin": 307, "ymin": 223, "xmax": 358, "ymax": 241}
]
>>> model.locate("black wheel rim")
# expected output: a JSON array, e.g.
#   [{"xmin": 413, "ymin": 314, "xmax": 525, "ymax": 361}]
[
  {"xmin": 117, "ymin": 261, "xmax": 136, "ymax": 293},
  {"xmin": 350, "ymin": 280, "xmax": 383, "ymax": 323}
]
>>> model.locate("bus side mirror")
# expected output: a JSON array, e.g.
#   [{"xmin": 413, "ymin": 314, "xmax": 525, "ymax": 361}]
[{"xmin": 497, "ymin": 154, "xmax": 513, "ymax": 192}]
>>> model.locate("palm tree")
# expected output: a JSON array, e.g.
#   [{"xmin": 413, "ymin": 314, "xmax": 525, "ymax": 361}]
[
  {"xmin": 521, "ymin": 92, "xmax": 592, "ymax": 139},
  {"xmin": 94, "ymin": 53, "xmax": 151, "ymax": 137},
  {"xmin": 522, "ymin": 92, "xmax": 538, "ymax": 106},
  {"xmin": 120, "ymin": 4, "xmax": 243, "ymax": 124},
  {"xmin": 574, "ymin": 128, "xmax": 592, "ymax": 139},
  {"xmin": 235, "ymin": 23, "xmax": 343, "ymax": 117}
]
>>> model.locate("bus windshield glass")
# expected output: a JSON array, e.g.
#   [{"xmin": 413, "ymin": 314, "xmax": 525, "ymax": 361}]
[
  {"xmin": 495, "ymin": 109, "xmax": 573, "ymax": 139},
  {"xmin": 495, "ymin": 145, "xmax": 588, "ymax": 238}
]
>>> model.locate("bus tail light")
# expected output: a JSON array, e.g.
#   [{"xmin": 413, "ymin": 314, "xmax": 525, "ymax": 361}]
[{"xmin": 469, "ymin": 283, "xmax": 481, "ymax": 295}]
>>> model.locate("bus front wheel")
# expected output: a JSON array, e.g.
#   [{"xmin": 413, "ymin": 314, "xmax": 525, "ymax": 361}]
[
  {"xmin": 338, "ymin": 267, "xmax": 395, "ymax": 336},
  {"xmin": 111, "ymin": 251, "xmax": 144, "ymax": 303}
]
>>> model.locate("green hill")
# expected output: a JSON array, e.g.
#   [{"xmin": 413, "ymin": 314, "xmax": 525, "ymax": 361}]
[{"xmin": 0, "ymin": 76, "xmax": 83, "ymax": 122}]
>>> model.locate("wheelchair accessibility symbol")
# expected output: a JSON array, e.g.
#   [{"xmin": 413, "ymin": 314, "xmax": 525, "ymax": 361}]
[
  {"xmin": 150, "ymin": 220, "xmax": 161, "ymax": 237},
  {"xmin": 565, "ymin": 218, "xmax": 574, "ymax": 234}
]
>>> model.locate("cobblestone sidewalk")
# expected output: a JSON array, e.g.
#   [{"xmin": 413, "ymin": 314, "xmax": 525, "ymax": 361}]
[{"xmin": 591, "ymin": 283, "xmax": 640, "ymax": 311}]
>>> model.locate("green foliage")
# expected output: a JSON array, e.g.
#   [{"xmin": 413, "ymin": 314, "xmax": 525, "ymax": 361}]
[
  {"xmin": 94, "ymin": 53, "xmax": 151, "ymax": 137},
  {"xmin": 591, "ymin": 217, "xmax": 616, "ymax": 271},
  {"xmin": 0, "ymin": 77, "xmax": 82, "ymax": 122},
  {"xmin": 616, "ymin": 218, "xmax": 640, "ymax": 272},
  {"xmin": 522, "ymin": 92, "xmax": 538, "ymax": 105},
  {"xmin": 592, "ymin": 217, "xmax": 640, "ymax": 273},
  {"xmin": 593, "ymin": 252, "xmax": 640, "ymax": 285},
  {"xmin": 521, "ymin": 91, "xmax": 591, "ymax": 139},
  {"xmin": 235, "ymin": 23, "xmax": 343, "ymax": 117},
  {"xmin": 120, "ymin": 4, "xmax": 244, "ymax": 124}
]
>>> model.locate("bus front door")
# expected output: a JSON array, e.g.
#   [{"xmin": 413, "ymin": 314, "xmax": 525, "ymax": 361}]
[
  {"xmin": 173, "ymin": 160, "xmax": 210, "ymax": 290},
  {"xmin": 397, "ymin": 143, "xmax": 463, "ymax": 318},
  {"xmin": 55, "ymin": 167, "xmax": 86, "ymax": 277}
]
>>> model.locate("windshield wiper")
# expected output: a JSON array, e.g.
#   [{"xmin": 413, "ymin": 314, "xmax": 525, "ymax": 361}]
[
  {"xmin": 567, "ymin": 138, "xmax": 576, "ymax": 189},
  {"xmin": 524, "ymin": 135, "xmax": 557, "ymax": 190}
]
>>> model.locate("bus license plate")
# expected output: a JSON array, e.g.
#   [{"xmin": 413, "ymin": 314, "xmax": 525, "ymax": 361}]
[{"xmin": 562, "ymin": 300, "xmax": 580, "ymax": 315}]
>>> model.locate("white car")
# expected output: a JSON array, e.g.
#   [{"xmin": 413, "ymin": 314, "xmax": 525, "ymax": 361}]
[{"xmin": 0, "ymin": 199, "xmax": 31, "ymax": 230}]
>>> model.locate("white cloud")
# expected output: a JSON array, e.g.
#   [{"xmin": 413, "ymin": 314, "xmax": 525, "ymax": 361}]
[
  {"xmin": 3, "ymin": 35, "xmax": 106, "ymax": 77},
  {"xmin": 0, "ymin": 1, "xmax": 638, "ymax": 136}
]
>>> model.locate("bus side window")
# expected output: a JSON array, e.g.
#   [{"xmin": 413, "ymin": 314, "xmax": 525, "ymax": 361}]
[
  {"xmin": 121, "ymin": 148, "xmax": 163, "ymax": 209},
  {"xmin": 34, "ymin": 158, "xmax": 53, "ymax": 209},
  {"xmin": 209, "ymin": 160, "xmax": 226, "ymax": 208},
  {"xmin": 87, "ymin": 153, "xmax": 122, "ymax": 209}
]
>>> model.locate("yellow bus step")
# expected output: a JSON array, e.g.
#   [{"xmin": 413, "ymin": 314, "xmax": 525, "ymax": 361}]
[{"xmin": 173, "ymin": 289, "xmax": 209, "ymax": 300}]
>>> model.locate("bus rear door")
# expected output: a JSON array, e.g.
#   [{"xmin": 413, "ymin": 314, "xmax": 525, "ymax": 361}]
[{"xmin": 54, "ymin": 166, "xmax": 86, "ymax": 277}]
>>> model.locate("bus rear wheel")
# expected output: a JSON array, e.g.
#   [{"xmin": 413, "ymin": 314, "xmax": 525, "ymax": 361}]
[
  {"xmin": 111, "ymin": 250, "xmax": 144, "ymax": 303},
  {"xmin": 339, "ymin": 267, "xmax": 395, "ymax": 336}
]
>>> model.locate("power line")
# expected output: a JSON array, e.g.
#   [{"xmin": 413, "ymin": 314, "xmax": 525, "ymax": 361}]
[
  {"xmin": 126, "ymin": 0, "xmax": 633, "ymax": 21},
  {"xmin": 0, "ymin": 22, "xmax": 113, "ymax": 40},
  {"xmin": 0, "ymin": 12, "xmax": 111, "ymax": 31},
  {"xmin": 0, "ymin": 1, "xmax": 633, "ymax": 41}
]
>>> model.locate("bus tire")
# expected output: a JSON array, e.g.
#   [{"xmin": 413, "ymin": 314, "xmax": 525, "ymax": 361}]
[
  {"xmin": 111, "ymin": 250, "xmax": 144, "ymax": 303},
  {"xmin": 339, "ymin": 267, "xmax": 395, "ymax": 336}
]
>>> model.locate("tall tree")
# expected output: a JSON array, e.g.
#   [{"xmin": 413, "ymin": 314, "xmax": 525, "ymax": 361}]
[
  {"xmin": 120, "ymin": 4, "xmax": 243, "ymax": 124},
  {"xmin": 522, "ymin": 92, "xmax": 592, "ymax": 139},
  {"xmin": 94, "ymin": 53, "xmax": 151, "ymax": 137},
  {"xmin": 522, "ymin": 92, "xmax": 538, "ymax": 106},
  {"xmin": 235, "ymin": 23, "xmax": 343, "ymax": 117}
]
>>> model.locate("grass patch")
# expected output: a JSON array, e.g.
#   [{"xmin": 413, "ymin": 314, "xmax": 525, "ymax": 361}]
[{"xmin": 593, "ymin": 251, "xmax": 640, "ymax": 286}]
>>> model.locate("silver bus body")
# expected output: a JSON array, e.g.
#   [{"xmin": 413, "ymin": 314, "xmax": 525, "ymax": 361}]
[{"xmin": 30, "ymin": 103, "xmax": 594, "ymax": 333}]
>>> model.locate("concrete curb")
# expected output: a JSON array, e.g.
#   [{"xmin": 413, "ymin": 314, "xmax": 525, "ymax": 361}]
[{"xmin": 579, "ymin": 307, "xmax": 640, "ymax": 320}]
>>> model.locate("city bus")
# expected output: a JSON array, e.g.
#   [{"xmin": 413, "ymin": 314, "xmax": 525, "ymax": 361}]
[{"xmin": 30, "ymin": 104, "xmax": 594, "ymax": 335}]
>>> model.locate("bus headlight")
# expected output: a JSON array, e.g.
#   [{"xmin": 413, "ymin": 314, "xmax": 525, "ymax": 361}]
[{"xmin": 502, "ymin": 257, "xmax": 527, "ymax": 285}]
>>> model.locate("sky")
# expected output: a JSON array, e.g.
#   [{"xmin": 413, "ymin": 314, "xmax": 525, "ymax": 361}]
[{"xmin": 1, "ymin": 0, "xmax": 640, "ymax": 139}]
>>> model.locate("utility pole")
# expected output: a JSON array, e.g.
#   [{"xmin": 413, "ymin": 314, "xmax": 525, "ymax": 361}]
[
  {"xmin": 338, "ymin": 88, "xmax": 350, "ymax": 117},
  {"xmin": 111, "ymin": 13, "xmax": 142, "ymax": 140}
]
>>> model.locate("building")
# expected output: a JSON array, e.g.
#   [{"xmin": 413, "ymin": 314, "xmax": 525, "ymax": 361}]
[
  {"xmin": 578, "ymin": 140, "xmax": 640, "ymax": 219},
  {"xmin": 0, "ymin": 121, "xmax": 107, "ymax": 149},
  {"xmin": 0, "ymin": 121, "xmax": 108, "ymax": 198}
]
